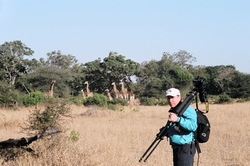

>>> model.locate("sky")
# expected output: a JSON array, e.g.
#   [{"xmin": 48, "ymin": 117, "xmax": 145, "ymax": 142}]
[{"xmin": 0, "ymin": 0, "xmax": 249, "ymax": 74}]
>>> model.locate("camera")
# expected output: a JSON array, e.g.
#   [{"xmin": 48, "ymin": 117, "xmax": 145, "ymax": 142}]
[
  {"xmin": 193, "ymin": 76, "xmax": 207, "ymax": 103},
  {"xmin": 193, "ymin": 76, "xmax": 204, "ymax": 91}
]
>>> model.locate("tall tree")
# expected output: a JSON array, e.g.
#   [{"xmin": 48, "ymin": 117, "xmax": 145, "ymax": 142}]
[
  {"xmin": 136, "ymin": 51, "xmax": 195, "ymax": 98},
  {"xmin": 214, "ymin": 65, "xmax": 235, "ymax": 93},
  {"xmin": 167, "ymin": 66, "xmax": 193, "ymax": 89},
  {"xmin": 228, "ymin": 72, "xmax": 250, "ymax": 98},
  {"xmin": 39, "ymin": 50, "xmax": 78, "ymax": 69},
  {"xmin": 204, "ymin": 65, "xmax": 236, "ymax": 95},
  {"xmin": 164, "ymin": 50, "xmax": 197, "ymax": 70},
  {"xmin": 0, "ymin": 40, "xmax": 34, "ymax": 86},
  {"xmin": 82, "ymin": 52, "xmax": 140, "ymax": 94},
  {"xmin": 25, "ymin": 51, "xmax": 79, "ymax": 97}
]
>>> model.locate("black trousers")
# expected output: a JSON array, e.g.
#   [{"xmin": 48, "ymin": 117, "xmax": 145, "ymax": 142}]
[{"xmin": 172, "ymin": 143, "xmax": 196, "ymax": 166}]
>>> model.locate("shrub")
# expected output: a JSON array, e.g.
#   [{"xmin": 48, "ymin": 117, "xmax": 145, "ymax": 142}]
[
  {"xmin": 0, "ymin": 81, "xmax": 20, "ymax": 108},
  {"xmin": 22, "ymin": 91, "xmax": 46, "ymax": 106},
  {"xmin": 68, "ymin": 96, "xmax": 85, "ymax": 106},
  {"xmin": 111, "ymin": 98, "xmax": 128, "ymax": 106},
  {"xmin": 157, "ymin": 98, "xmax": 168, "ymax": 106},
  {"xmin": 216, "ymin": 94, "xmax": 233, "ymax": 104},
  {"xmin": 140, "ymin": 97, "xmax": 157, "ymax": 106},
  {"xmin": 207, "ymin": 95, "xmax": 219, "ymax": 104},
  {"xmin": 25, "ymin": 102, "xmax": 71, "ymax": 133},
  {"xmin": 83, "ymin": 94, "xmax": 108, "ymax": 107},
  {"xmin": 236, "ymin": 97, "xmax": 250, "ymax": 103},
  {"xmin": 69, "ymin": 130, "xmax": 80, "ymax": 141},
  {"xmin": 245, "ymin": 97, "xmax": 250, "ymax": 101},
  {"xmin": 83, "ymin": 94, "xmax": 129, "ymax": 108}
]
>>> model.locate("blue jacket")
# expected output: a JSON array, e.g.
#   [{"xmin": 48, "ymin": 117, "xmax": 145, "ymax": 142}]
[{"xmin": 167, "ymin": 105, "xmax": 197, "ymax": 147}]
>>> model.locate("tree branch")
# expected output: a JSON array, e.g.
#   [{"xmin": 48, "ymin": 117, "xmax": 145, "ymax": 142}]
[{"xmin": 0, "ymin": 129, "xmax": 61, "ymax": 149}]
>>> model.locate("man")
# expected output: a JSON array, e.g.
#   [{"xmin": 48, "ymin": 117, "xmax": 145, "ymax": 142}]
[{"xmin": 165, "ymin": 88, "xmax": 197, "ymax": 166}]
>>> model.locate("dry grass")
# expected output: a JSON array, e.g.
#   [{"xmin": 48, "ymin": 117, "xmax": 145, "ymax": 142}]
[{"xmin": 0, "ymin": 102, "xmax": 250, "ymax": 166}]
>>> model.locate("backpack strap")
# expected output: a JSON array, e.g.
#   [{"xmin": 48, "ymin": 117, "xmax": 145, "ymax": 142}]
[{"xmin": 195, "ymin": 140, "xmax": 201, "ymax": 153}]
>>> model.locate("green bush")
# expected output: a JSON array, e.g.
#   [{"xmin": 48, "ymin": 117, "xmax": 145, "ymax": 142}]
[
  {"xmin": 157, "ymin": 98, "xmax": 168, "ymax": 106},
  {"xmin": 99, "ymin": 100, "xmax": 124, "ymax": 111},
  {"xmin": 216, "ymin": 94, "xmax": 233, "ymax": 104},
  {"xmin": 68, "ymin": 96, "xmax": 85, "ymax": 106},
  {"xmin": 69, "ymin": 130, "xmax": 80, "ymax": 141},
  {"xmin": 107, "ymin": 103, "xmax": 117, "ymax": 110},
  {"xmin": 245, "ymin": 97, "xmax": 250, "ymax": 101},
  {"xmin": 0, "ymin": 81, "xmax": 20, "ymax": 108},
  {"xmin": 83, "ymin": 93, "xmax": 108, "ymax": 107},
  {"xmin": 22, "ymin": 91, "xmax": 46, "ymax": 106},
  {"xmin": 140, "ymin": 97, "xmax": 157, "ymax": 106},
  {"xmin": 111, "ymin": 98, "xmax": 128, "ymax": 106},
  {"xmin": 236, "ymin": 97, "xmax": 250, "ymax": 103},
  {"xmin": 83, "ymin": 93, "xmax": 129, "ymax": 108}
]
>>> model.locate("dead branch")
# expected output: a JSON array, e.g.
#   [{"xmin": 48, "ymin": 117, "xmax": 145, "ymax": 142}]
[{"xmin": 0, "ymin": 128, "xmax": 61, "ymax": 149}]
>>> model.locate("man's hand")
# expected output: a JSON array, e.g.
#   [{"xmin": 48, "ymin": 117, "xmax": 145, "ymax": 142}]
[
  {"xmin": 156, "ymin": 127, "xmax": 168, "ymax": 139},
  {"xmin": 168, "ymin": 112, "xmax": 178, "ymax": 122}
]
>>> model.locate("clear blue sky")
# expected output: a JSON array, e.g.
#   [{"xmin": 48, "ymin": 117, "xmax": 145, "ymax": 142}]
[{"xmin": 1, "ymin": 0, "xmax": 249, "ymax": 73}]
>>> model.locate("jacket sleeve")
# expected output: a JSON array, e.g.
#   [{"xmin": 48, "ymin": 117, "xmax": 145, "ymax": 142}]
[{"xmin": 177, "ymin": 106, "xmax": 197, "ymax": 132}]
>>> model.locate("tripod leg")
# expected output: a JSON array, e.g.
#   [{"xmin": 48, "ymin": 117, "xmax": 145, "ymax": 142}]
[
  {"xmin": 139, "ymin": 138, "xmax": 159, "ymax": 162},
  {"xmin": 143, "ymin": 139, "xmax": 162, "ymax": 162}
]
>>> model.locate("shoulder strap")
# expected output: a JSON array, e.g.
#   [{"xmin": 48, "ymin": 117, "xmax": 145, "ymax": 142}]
[{"xmin": 195, "ymin": 140, "xmax": 201, "ymax": 153}]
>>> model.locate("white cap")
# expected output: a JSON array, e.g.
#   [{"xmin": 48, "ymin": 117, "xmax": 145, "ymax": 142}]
[{"xmin": 166, "ymin": 88, "xmax": 181, "ymax": 97}]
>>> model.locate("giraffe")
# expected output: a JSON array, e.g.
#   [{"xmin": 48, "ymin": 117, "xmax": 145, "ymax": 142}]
[
  {"xmin": 105, "ymin": 89, "xmax": 113, "ymax": 100},
  {"xmin": 129, "ymin": 91, "xmax": 135, "ymax": 100},
  {"xmin": 124, "ymin": 80, "xmax": 135, "ymax": 101},
  {"xmin": 111, "ymin": 82, "xmax": 122, "ymax": 99},
  {"xmin": 46, "ymin": 80, "xmax": 56, "ymax": 97},
  {"xmin": 119, "ymin": 81, "xmax": 129, "ymax": 100},
  {"xmin": 84, "ymin": 81, "xmax": 93, "ymax": 97},
  {"xmin": 80, "ymin": 89, "xmax": 86, "ymax": 99}
]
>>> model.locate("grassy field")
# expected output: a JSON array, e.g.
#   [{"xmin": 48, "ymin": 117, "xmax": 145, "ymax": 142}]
[{"xmin": 0, "ymin": 101, "xmax": 249, "ymax": 166}]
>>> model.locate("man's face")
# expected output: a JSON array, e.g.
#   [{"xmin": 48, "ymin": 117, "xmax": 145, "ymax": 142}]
[{"xmin": 167, "ymin": 95, "xmax": 181, "ymax": 108}]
